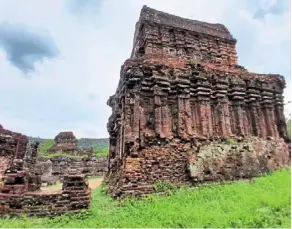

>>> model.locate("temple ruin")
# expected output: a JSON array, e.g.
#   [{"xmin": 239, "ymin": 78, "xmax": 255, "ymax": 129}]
[
  {"xmin": 36, "ymin": 131, "xmax": 107, "ymax": 186},
  {"xmin": 47, "ymin": 131, "xmax": 78, "ymax": 155},
  {"xmin": 0, "ymin": 125, "xmax": 91, "ymax": 216},
  {"xmin": 105, "ymin": 6, "xmax": 290, "ymax": 197}
]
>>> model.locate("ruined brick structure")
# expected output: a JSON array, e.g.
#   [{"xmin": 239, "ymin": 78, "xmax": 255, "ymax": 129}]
[
  {"xmin": 48, "ymin": 131, "xmax": 78, "ymax": 154},
  {"xmin": 105, "ymin": 6, "xmax": 290, "ymax": 197},
  {"xmin": 24, "ymin": 142, "xmax": 42, "ymax": 191},
  {"xmin": 0, "ymin": 125, "xmax": 31, "ymax": 194},
  {"xmin": 35, "ymin": 132, "xmax": 108, "ymax": 186},
  {"xmin": 36, "ymin": 156, "xmax": 107, "ymax": 186},
  {"xmin": 0, "ymin": 125, "xmax": 91, "ymax": 216}
]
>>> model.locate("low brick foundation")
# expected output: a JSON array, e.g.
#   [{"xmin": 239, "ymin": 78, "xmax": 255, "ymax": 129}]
[
  {"xmin": 0, "ymin": 171, "xmax": 91, "ymax": 217},
  {"xmin": 36, "ymin": 156, "xmax": 107, "ymax": 186},
  {"xmin": 105, "ymin": 137, "xmax": 290, "ymax": 197}
]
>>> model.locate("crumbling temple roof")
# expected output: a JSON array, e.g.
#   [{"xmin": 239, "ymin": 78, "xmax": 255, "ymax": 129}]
[
  {"xmin": 133, "ymin": 5, "xmax": 235, "ymax": 48},
  {"xmin": 131, "ymin": 5, "xmax": 238, "ymax": 64},
  {"xmin": 54, "ymin": 131, "xmax": 76, "ymax": 141},
  {"xmin": 48, "ymin": 131, "xmax": 78, "ymax": 154}
]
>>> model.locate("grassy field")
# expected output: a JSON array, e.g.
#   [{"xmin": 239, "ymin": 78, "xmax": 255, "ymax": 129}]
[{"xmin": 0, "ymin": 169, "xmax": 290, "ymax": 228}]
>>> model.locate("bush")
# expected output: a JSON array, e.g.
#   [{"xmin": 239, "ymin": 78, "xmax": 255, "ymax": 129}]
[{"xmin": 38, "ymin": 139, "xmax": 54, "ymax": 156}]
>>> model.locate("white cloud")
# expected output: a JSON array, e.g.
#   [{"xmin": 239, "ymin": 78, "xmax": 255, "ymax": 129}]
[{"xmin": 0, "ymin": 0, "xmax": 290, "ymax": 138}]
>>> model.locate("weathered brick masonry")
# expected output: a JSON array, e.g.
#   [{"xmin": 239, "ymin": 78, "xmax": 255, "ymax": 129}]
[{"xmin": 105, "ymin": 6, "xmax": 290, "ymax": 197}]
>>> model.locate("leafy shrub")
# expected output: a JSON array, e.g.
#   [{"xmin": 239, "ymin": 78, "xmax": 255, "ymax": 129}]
[{"xmin": 38, "ymin": 139, "xmax": 54, "ymax": 155}]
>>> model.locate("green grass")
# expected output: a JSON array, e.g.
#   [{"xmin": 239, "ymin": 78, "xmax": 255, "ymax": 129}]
[
  {"xmin": 93, "ymin": 146, "xmax": 108, "ymax": 157},
  {"xmin": 0, "ymin": 169, "xmax": 290, "ymax": 228}
]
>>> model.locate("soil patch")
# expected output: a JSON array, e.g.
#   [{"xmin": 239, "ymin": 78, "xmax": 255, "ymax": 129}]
[{"xmin": 41, "ymin": 177, "xmax": 103, "ymax": 191}]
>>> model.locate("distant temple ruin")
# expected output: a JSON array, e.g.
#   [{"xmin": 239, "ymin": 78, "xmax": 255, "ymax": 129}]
[
  {"xmin": 47, "ymin": 131, "xmax": 78, "ymax": 154},
  {"xmin": 0, "ymin": 125, "xmax": 91, "ymax": 216},
  {"xmin": 105, "ymin": 6, "xmax": 290, "ymax": 197},
  {"xmin": 36, "ymin": 131, "xmax": 107, "ymax": 186}
]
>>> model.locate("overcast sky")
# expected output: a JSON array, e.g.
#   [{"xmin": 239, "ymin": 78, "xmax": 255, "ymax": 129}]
[{"xmin": 0, "ymin": 0, "xmax": 290, "ymax": 138}]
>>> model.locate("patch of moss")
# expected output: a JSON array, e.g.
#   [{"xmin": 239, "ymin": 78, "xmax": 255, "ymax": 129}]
[{"xmin": 226, "ymin": 138, "xmax": 236, "ymax": 145}]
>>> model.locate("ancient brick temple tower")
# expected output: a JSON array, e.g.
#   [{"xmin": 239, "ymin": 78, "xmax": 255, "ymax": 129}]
[
  {"xmin": 105, "ymin": 6, "xmax": 290, "ymax": 197},
  {"xmin": 48, "ymin": 131, "xmax": 78, "ymax": 154}
]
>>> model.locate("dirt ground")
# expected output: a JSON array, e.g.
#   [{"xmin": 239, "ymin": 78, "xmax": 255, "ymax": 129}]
[
  {"xmin": 41, "ymin": 177, "xmax": 103, "ymax": 191},
  {"xmin": 88, "ymin": 177, "xmax": 103, "ymax": 189}
]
